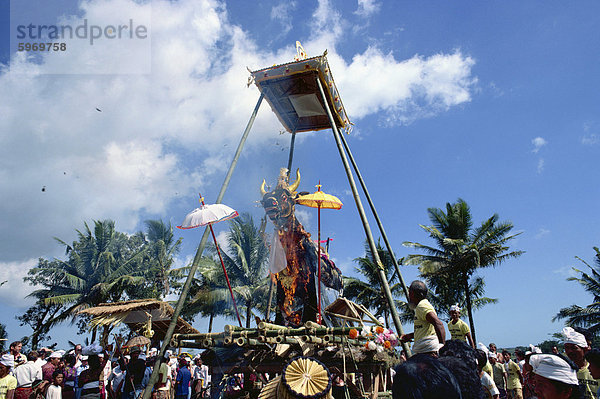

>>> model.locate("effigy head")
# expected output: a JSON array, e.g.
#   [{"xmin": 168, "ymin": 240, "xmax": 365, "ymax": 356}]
[{"xmin": 260, "ymin": 168, "xmax": 301, "ymax": 228}]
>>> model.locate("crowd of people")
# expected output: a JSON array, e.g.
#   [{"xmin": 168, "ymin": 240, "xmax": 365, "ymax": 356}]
[
  {"xmin": 0, "ymin": 342, "xmax": 210, "ymax": 399},
  {"xmin": 3, "ymin": 278, "xmax": 600, "ymax": 399},
  {"xmin": 394, "ymin": 279, "xmax": 600, "ymax": 399}
]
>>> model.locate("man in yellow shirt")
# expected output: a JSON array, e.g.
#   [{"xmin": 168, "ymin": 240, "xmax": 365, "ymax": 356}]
[
  {"xmin": 0, "ymin": 354, "xmax": 17, "ymax": 399},
  {"xmin": 447, "ymin": 305, "xmax": 475, "ymax": 348},
  {"xmin": 400, "ymin": 280, "xmax": 445, "ymax": 354},
  {"xmin": 563, "ymin": 327, "xmax": 599, "ymax": 399},
  {"xmin": 502, "ymin": 350, "xmax": 522, "ymax": 399}
]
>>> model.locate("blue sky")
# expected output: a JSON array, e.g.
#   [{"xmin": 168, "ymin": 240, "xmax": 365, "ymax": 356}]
[{"xmin": 0, "ymin": 0, "xmax": 599, "ymax": 350}]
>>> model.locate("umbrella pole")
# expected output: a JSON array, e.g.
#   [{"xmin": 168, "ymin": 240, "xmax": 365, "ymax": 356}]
[
  {"xmin": 141, "ymin": 93, "xmax": 265, "ymax": 399},
  {"xmin": 316, "ymin": 78, "xmax": 412, "ymax": 357},
  {"xmin": 208, "ymin": 223, "xmax": 243, "ymax": 327},
  {"xmin": 317, "ymin": 205, "xmax": 322, "ymax": 324}
]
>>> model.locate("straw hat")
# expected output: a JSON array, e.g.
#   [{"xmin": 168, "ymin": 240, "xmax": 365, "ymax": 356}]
[{"xmin": 258, "ymin": 357, "xmax": 332, "ymax": 399}]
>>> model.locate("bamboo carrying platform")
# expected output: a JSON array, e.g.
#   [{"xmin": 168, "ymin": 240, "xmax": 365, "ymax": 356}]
[{"xmin": 174, "ymin": 320, "xmax": 400, "ymax": 398}]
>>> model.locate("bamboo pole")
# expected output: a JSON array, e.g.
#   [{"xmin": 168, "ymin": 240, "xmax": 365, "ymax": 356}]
[
  {"xmin": 258, "ymin": 321, "xmax": 287, "ymax": 330},
  {"xmin": 316, "ymin": 79, "xmax": 412, "ymax": 358},
  {"xmin": 337, "ymin": 131, "xmax": 411, "ymax": 308},
  {"xmin": 275, "ymin": 336, "xmax": 298, "ymax": 344},
  {"xmin": 141, "ymin": 93, "xmax": 266, "ymax": 399},
  {"xmin": 300, "ymin": 335, "xmax": 325, "ymax": 345},
  {"xmin": 224, "ymin": 325, "xmax": 245, "ymax": 333}
]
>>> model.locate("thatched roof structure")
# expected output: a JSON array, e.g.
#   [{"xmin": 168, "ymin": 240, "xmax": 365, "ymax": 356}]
[{"xmin": 79, "ymin": 299, "xmax": 198, "ymax": 340}]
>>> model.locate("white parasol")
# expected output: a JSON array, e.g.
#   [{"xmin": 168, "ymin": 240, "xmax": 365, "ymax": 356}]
[
  {"xmin": 177, "ymin": 195, "xmax": 243, "ymax": 327},
  {"xmin": 177, "ymin": 204, "xmax": 239, "ymax": 229}
]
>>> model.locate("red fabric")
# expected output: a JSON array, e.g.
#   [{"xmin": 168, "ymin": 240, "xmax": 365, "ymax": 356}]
[{"xmin": 14, "ymin": 387, "xmax": 32, "ymax": 399}]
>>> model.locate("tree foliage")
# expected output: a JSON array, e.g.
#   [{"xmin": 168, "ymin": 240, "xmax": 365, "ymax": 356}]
[
  {"xmin": 183, "ymin": 214, "xmax": 270, "ymax": 329},
  {"xmin": 554, "ymin": 247, "xmax": 600, "ymax": 333},
  {"xmin": 343, "ymin": 240, "xmax": 407, "ymax": 327},
  {"xmin": 0, "ymin": 323, "xmax": 7, "ymax": 352},
  {"xmin": 15, "ymin": 300, "xmax": 63, "ymax": 349},
  {"xmin": 21, "ymin": 219, "xmax": 182, "ymax": 345},
  {"xmin": 404, "ymin": 198, "xmax": 523, "ymax": 342}
]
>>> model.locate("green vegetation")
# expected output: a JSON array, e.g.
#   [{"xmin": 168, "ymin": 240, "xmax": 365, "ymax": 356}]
[
  {"xmin": 184, "ymin": 214, "xmax": 270, "ymax": 329},
  {"xmin": 21, "ymin": 219, "xmax": 181, "ymax": 347},
  {"xmin": 404, "ymin": 198, "xmax": 523, "ymax": 342},
  {"xmin": 343, "ymin": 240, "xmax": 406, "ymax": 327},
  {"xmin": 554, "ymin": 247, "xmax": 600, "ymax": 334}
]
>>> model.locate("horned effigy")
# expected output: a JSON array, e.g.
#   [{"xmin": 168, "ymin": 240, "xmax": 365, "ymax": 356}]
[{"xmin": 260, "ymin": 168, "xmax": 343, "ymax": 327}]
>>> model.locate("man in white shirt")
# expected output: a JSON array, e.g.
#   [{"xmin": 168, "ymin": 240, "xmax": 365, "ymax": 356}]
[
  {"xmin": 13, "ymin": 352, "xmax": 42, "ymax": 399},
  {"xmin": 192, "ymin": 358, "xmax": 209, "ymax": 397},
  {"xmin": 34, "ymin": 350, "xmax": 48, "ymax": 369},
  {"xmin": 74, "ymin": 356, "xmax": 89, "ymax": 399}
]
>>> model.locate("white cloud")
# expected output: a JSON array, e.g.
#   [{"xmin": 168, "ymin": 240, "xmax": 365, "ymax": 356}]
[
  {"xmin": 0, "ymin": 0, "xmax": 476, "ymax": 266},
  {"xmin": 332, "ymin": 48, "xmax": 476, "ymax": 125},
  {"xmin": 355, "ymin": 0, "xmax": 381, "ymax": 17},
  {"xmin": 581, "ymin": 133, "xmax": 599, "ymax": 146},
  {"xmin": 553, "ymin": 265, "xmax": 578, "ymax": 278},
  {"xmin": 532, "ymin": 137, "xmax": 547, "ymax": 153},
  {"xmin": 534, "ymin": 228, "xmax": 550, "ymax": 239},
  {"xmin": 329, "ymin": 256, "xmax": 355, "ymax": 274},
  {"xmin": 0, "ymin": 259, "xmax": 38, "ymax": 309},
  {"xmin": 537, "ymin": 158, "xmax": 545, "ymax": 174},
  {"xmin": 271, "ymin": 1, "xmax": 297, "ymax": 35},
  {"xmin": 294, "ymin": 208, "xmax": 313, "ymax": 230}
]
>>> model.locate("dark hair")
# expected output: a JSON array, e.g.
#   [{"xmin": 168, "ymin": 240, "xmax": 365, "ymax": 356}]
[
  {"xmin": 585, "ymin": 348, "xmax": 600, "ymax": 367},
  {"xmin": 438, "ymin": 356, "xmax": 484, "ymax": 399},
  {"xmin": 502, "ymin": 350, "xmax": 510, "ymax": 357},
  {"xmin": 87, "ymin": 354, "xmax": 101, "ymax": 370},
  {"xmin": 409, "ymin": 281, "xmax": 428, "ymax": 299},
  {"xmin": 439, "ymin": 340, "xmax": 478, "ymax": 371},
  {"xmin": 475, "ymin": 350, "xmax": 488, "ymax": 371},
  {"xmin": 52, "ymin": 369, "xmax": 64, "ymax": 379},
  {"xmin": 27, "ymin": 351, "xmax": 39, "ymax": 362},
  {"xmin": 10, "ymin": 341, "xmax": 22, "ymax": 350},
  {"xmin": 392, "ymin": 354, "xmax": 461, "ymax": 399},
  {"xmin": 64, "ymin": 353, "xmax": 76, "ymax": 367},
  {"xmin": 514, "ymin": 349, "xmax": 525, "ymax": 359}
]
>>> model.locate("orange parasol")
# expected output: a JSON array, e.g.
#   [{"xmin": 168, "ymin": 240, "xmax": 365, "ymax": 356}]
[{"xmin": 296, "ymin": 183, "xmax": 342, "ymax": 324}]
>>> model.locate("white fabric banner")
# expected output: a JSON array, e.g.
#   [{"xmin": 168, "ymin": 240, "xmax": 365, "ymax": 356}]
[{"xmin": 269, "ymin": 229, "xmax": 287, "ymax": 274}]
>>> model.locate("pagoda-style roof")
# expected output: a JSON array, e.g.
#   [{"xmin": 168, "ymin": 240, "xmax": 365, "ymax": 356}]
[{"xmin": 250, "ymin": 52, "xmax": 350, "ymax": 133}]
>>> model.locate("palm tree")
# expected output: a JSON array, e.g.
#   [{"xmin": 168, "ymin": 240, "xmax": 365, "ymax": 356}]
[
  {"xmin": 218, "ymin": 214, "xmax": 270, "ymax": 328},
  {"xmin": 181, "ymin": 214, "xmax": 270, "ymax": 329},
  {"xmin": 554, "ymin": 247, "xmax": 600, "ymax": 333},
  {"xmin": 403, "ymin": 199, "xmax": 523, "ymax": 342},
  {"xmin": 26, "ymin": 220, "xmax": 148, "ymax": 343},
  {"xmin": 182, "ymin": 258, "xmax": 235, "ymax": 332},
  {"xmin": 143, "ymin": 219, "xmax": 182, "ymax": 298},
  {"xmin": 425, "ymin": 274, "xmax": 498, "ymax": 321},
  {"xmin": 344, "ymin": 240, "xmax": 406, "ymax": 327}
]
